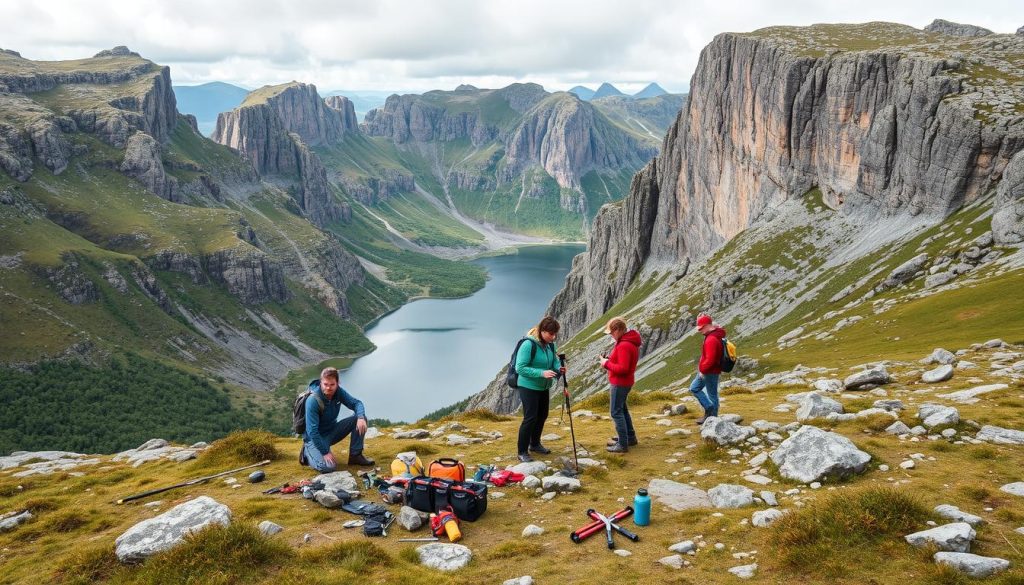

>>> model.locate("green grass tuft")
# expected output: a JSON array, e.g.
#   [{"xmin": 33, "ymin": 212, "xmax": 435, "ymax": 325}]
[{"xmin": 197, "ymin": 429, "xmax": 281, "ymax": 468}]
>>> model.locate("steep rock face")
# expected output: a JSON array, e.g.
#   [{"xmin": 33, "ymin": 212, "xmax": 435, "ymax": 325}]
[
  {"xmin": 0, "ymin": 95, "xmax": 71, "ymax": 180},
  {"xmin": 120, "ymin": 131, "xmax": 178, "ymax": 201},
  {"xmin": 549, "ymin": 24, "xmax": 1024, "ymax": 333},
  {"xmin": 335, "ymin": 167, "xmax": 416, "ymax": 205},
  {"xmin": 254, "ymin": 83, "xmax": 354, "ymax": 146},
  {"xmin": 502, "ymin": 93, "xmax": 656, "ymax": 190},
  {"xmin": 323, "ymin": 95, "xmax": 359, "ymax": 133},
  {"xmin": 205, "ymin": 247, "xmax": 290, "ymax": 305},
  {"xmin": 924, "ymin": 19, "xmax": 993, "ymax": 38},
  {"xmin": 213, "ymin": 86, "xmax": 349, "ymax": 227},
  {"xmin": 363, "ymin": 94, "xmax": 497, "ymax": 146},
  {"xmin": 993, "ymin": 150, "xmax": 1024, "ymax": 244},
  {"xmin": 62, "ymin": 65, "xmax": 178, "ymax": 147}
]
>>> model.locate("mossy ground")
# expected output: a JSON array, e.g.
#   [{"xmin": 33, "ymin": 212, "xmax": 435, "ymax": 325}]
[{"xmin": 3, "ymin": 350, "xmax": 1023, "ymax": 584}]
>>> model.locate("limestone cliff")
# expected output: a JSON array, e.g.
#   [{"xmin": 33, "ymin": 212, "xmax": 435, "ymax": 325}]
[
  {"xmin": 549, "ymin": 22, "xmax": 1024, "ymax": 336},
  {"xmin": 213, "ymin": 83, "xmax": 350, "ymax": 227}
]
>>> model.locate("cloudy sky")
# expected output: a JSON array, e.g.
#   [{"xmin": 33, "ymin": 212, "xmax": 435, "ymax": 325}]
[{"xmin": 5, "ymin": 0, "xmax": 1023, "ymax": 94}]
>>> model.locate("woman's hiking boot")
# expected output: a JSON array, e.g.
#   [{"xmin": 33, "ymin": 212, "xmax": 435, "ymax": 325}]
[
  {"xmin": 606, "ymin": 443, "xmax": 628, "ymax": 453},
  {"xmin": 517, "ymin": 452, "xmax": 534, "ymax": 463},
  {"xmin": 606, "ymin": 437, "xmax": 638, "ymax": 447},
  {"xmin": 529, "ymin": 444, "xmax": 551, "ymax": 455},
  {"xmin": 348, "ymin": 451, "xmax": 375, "ymax": 466}
]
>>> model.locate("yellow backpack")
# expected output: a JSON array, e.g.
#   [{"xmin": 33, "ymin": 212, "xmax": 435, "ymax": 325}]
[
  {"xmin": 391, "ymin": 451, "xmax": 424, "ymax": 478},
  {"xmin": 721, "ymin": 338, "xmax": 738, "ymax": 372}
]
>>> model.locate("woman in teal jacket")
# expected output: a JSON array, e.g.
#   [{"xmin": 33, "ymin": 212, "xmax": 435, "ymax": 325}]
[{"xmin": 515, "ymin": 316, "xmax": 564, "ymax": 462}]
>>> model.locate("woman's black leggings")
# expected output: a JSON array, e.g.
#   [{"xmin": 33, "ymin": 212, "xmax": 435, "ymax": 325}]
[{"xmin": 517, "ymin": 387, "xmax": 550, "ymax": 454}]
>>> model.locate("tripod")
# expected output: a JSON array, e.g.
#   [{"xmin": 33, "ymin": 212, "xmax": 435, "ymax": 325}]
[{"xmin": 557, "ymin": 353, "xmax": 580, "ymax": 474}]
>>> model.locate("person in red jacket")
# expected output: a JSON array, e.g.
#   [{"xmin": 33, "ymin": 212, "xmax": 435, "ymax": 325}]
[
  {"xmin": 691, "ymin": 314, "xmax": 726, "ymax": 424},
  {"xmin": 600, "ymin": 317, "xmax": 642, "ymax": 453}
]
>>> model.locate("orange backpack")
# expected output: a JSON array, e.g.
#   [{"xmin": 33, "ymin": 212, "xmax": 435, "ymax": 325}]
[{"xmin": 427, "ymin": 458, "xmax": 466, "ymax": 482}]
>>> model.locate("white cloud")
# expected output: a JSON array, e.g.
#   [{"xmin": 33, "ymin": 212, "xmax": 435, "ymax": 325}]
[{"xmin": 3, "ymin": 0, "xmax": 1023, "ymax": 93}]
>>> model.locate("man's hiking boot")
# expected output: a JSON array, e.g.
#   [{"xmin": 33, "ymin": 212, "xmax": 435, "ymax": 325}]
[
  {"xmin": 529, "ymin": 444, "xmax": 551, "ymax": 455},
  {"xmin": 299, "ymin": 446, "xmax": 308, "ymax": 466},
  {"xmin": 517, "ymin": 452, "xmax": 534, "ymax": 463},
  {"xmin": 694, "ymin": 416, "xmax": 707, "ymax": 425},
  {"xmin": 606, "ymin": 444, "xmax": 628, "ymax": 453},
  {"xmin": 348, "ymin": 452, "xmax": 375, "ymax": 466},
  {"xmin": 607, "ymin": 437, "xmax": 638, "ymax": 447}
]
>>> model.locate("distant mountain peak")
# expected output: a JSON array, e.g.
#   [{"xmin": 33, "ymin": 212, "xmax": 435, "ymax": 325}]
[
  {"xmin": 455, "ymin": 84, "xmax": 478, "ymax": 91},
  {"xmin": 568, "ymin": 85, "xmax": 595, "ymax": 101},
  {"xmin": 633, "ymin": 83, "xmax": 668, "ymax": 99},
  {"xmin": 592, "ymin": 82, "xmax": 624, "ymax": 99}
]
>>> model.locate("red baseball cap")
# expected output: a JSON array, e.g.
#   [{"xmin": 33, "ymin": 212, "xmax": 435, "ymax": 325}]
[{"xmin": 696, "ymin": 315, "xmax": 713, "ymax": 328}]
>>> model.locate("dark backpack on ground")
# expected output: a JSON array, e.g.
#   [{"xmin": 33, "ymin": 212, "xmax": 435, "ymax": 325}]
[
  {"xmin": 720, "ymin": 337, "xmax": 738, "ymax": 373},
  {"xmin": 505, "ymin": 338, "xmax": 538, "ymax": 389},
  {"xmin": 292, "ymin": 390, "xmax": 325, "ymax": 435}
]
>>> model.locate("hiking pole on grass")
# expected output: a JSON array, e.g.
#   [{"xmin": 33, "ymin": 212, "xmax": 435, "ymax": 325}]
[
  {"xmin": 558, "ymin": 353, "xmax": 580, "ymax": 475},
  {"xmin": 115, "ymin": 459, "xmax": 271, "ymax": 504}
]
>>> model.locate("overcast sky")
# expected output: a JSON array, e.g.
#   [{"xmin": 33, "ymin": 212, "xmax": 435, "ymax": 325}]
[{"xmin": 5, "ymin": 0, "xmax": 1023, "ymax": 94}]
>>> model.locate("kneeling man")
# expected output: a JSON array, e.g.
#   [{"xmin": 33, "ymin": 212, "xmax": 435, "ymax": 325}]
[{"xmin": 301, "ymin": 367, "xmax": 375, "ymax": 471}]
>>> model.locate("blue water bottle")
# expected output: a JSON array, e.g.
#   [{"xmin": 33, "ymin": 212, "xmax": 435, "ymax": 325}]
[{"xmin": 633, "ymin": 488, "xmax": 651, "ymax": 526}]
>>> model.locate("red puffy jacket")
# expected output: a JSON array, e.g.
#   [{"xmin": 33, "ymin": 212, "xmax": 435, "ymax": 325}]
[
  {"xmin": 603, "ymin": 330, "xmax": 642, "ymax": 387},
  {"xmin": 699, "ymin": 327, "xmax": 727, "ymax": 375}
]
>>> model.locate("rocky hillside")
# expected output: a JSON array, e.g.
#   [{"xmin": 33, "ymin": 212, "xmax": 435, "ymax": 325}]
[
  {"xmin": 0, "ymin": 48, "xmax": 411, "ymax": 452},
  {"xmin": 464, "ymin": 21, "xmax": 1024, "ymax": 413},
  {"xmin": 2, "ymin": 343, "xmax": 1023, "ymax": 583},
  {"xmin": 589, "ymin": 93, "xmax": 688, "ymax": 147},
  {"xmin": 361, "ymin": 83, "xmax": 662, "ymax": 238}
]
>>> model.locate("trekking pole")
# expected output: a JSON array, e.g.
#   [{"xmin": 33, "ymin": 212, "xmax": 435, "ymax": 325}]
[
  {"xmin": 115, "ymin": 459, "xmax": 271, "ymax": 504},
  {"xmin": 558, "ymin": 353, "xmax": 579, "ymax": 474}
]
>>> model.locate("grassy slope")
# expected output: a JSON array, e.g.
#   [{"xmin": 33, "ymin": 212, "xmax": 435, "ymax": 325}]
[{"xmin": 1, "ymin": 357, "xmax": 1022, "ymax": 583}]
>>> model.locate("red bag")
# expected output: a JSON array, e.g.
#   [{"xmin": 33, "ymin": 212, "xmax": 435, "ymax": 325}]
[{"xmin": 488, "ymin": 469, "xmax": 525, "ymax": 487}]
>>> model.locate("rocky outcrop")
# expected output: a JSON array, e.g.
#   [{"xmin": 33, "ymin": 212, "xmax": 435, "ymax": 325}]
[
  {"xmin": 0, "ymin": 94, "xmax": 72, "ymax": 180},
  {"xmin": 992, "ymin": 149, "xmax": 1024, "ymax": 244},
  {"xmin": 120, "ymin": 131, "xmax": 178, "ymax": 200},
  {"xmin": 547, "ymin": 23, "xmax": 1024, "ymax": 334},
  {"xmin": 363, "ymin": 93, "xmax": 498, "ymax": 146},
  {"xmin": 324, "ymin": 95, "xmax": 359, "ymax": 133},
  {"xmin": 36, "ymin": 255, "xmax": 99, "ymax": 305},
  {"xmin": 335, "ymin": 167, "xmax": 415, "ymax": 205},
  {"xmin": 924, "ymin": 19, "xmax": 993, "ymax": 38},
  {"xmin": 64, "ymin": 65, "xmax": 178, "ymax": 147},
  {"xmin": 213, "ymin": 84, "xmax": 349, "ymax": 227},
  {"xmin": 205, "ymin": 247, "xmax": 290, "ymax": 305}
]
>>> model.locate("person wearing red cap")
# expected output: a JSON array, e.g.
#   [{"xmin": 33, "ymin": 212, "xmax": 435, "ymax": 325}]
[{"xmin": 690, "ymin": 314, "xmax": 726, "ymax": 424}]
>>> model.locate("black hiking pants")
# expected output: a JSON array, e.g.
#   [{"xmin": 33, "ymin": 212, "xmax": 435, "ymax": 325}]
[{"xmin": 517, "ymin": 387, "xmax": 550, "ymax": 454}]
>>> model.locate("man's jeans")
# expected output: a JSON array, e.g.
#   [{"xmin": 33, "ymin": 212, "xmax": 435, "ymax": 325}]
[
  {"xmin": 689, "ymin": 373, "xmax": 720, "ymax": 416},
  {"xmin": 610, "ymin": 385, "xmax": 637, "ymax": 447},
  {"xmin": 304, "ymin": 415, "xmax": 364, "ymax": 472}
]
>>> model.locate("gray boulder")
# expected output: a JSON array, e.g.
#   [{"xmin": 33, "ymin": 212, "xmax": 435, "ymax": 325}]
[
  {"xmin": 647, "ymin": 479, "xmax": 712, "ymax": 510},
  {"xmin": 796, "ymin": 394, "xmax": 844, "ymax": 422},
  {"xmin": 314, "ymin": 491, "xmax": 344, "ymax": 509},
  {"xmin": 905, "ymin": 522, "xmax": 975, "ymax": 552},
  {"xmin": 700, "ymin": 417, "xmax": 756, "ymax": 445},
  {"xmin": 708, "ymin": 484, "xmax": 755, "ymax": 508},
  {"xmin": 921, "ymin": 364, "xmax": 954, "ymax": 383},
  {"xmin": 934, "ymin": 505, "xmax": 985, "ymax": 527},
  {"xmin": 115, "ymin": 496, "xmax": 231, "ymax": 562},
  {"xmin": 921, "ymin": 348, "xmax": 956, "ymax": 365},
  {"xmin": 934, "ymin": 552, "xmax": 1010, "ymax": 578},
  {"xmin": 917, "ymin": 404, "xmax": 959, "ymax": 428},
  {"xmin": 812, "ymin": 379, "xmax": 844, "ymax": 393},
  {"xmin": 752, "ymin": 509, "xmax": 786, "ymax": 527},
  {"xmin": 769, "ymin": 426, "xmax": 871, "ymax": 483},
  {"xmin": 507, "ymin": 461, "xmax": 549, "ymax": 476},
  {"xmin": 312, "ymin": 471, "xmax": 359, "ymax": 493},
  {"xmin": 924, "ymin": 19, "xmax": 993, "ymax": 37},
  {"xmin": 258, "ymin": 520, "xmax": 283, "ymax": 536},
  {"xmin": 976, "ymin": 425, "xmax": 1024, "ymax": 445},
  {"xmin": 925, "ymin": 272, "xmax": 956, "ymax": 289},
  {"xmin": 881, "ymin": 253, "xmax": 928, "ymax": 289},
  {"xmin": 120, "ymin": 131, "xmax": 177, "ymax": 200},
  {"xmin": 873, "ymin": 399, "xmax": 905, "ymax": 412},
  {"xmin": 541, "ymin": 475, "xmax": 581, "ymax": 492},
  {"xmin": 844, "ymin": 366, "xmax": 891, "ymax": 390},
  {"xmin": 416, "ymin": 543, "xmax": 472, "ymax": 571},
  {"xmin": 1000, "ymin": 482, "xmax": 1024, "ymax": 497},
  {"xmin": 669, "ymin": 540, "xmax": 696, "ymax": 553},
  {"xmin": 885, "ymin": 421, "xmax": 912, "ymax": 435},
  {"xmin": 398, "ymin": 506, "xmax": 424, "ymax": 531},
  {"xmin": 392, "ymin": 429, "xmax": 430, "ymax": 439},
  {"xmin": 729, "ymin": 563, "xmax": 758, "ymax": 579},
  {"xmin": 0, "ymin": 510, "xmax": 32, "ymax": 532}
]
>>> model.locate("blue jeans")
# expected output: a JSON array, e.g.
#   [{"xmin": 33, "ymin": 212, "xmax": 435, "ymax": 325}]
[
  {"xmin": 610, "ymin": 385, "xmax": 636, "ymax": 447},
  {"xmin": 304, "ymin": 415, "xmax": 365, "ymax": 472},
  {"xmin": 689, "ymin": 373, "xmax": 720, "ymax": 416}
]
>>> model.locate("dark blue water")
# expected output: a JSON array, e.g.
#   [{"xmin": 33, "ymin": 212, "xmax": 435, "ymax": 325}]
[{"xmin": 342, "ymin": 244, "xmax": 583, "ymax": 422}]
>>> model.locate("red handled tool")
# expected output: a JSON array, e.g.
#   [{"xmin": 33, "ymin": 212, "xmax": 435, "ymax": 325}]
[{"xmin": 570, "ymin": 506, "xmax": 633, "ymax": 543}]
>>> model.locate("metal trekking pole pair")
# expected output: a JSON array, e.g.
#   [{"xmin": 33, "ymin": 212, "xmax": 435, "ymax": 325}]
[{"xmin": 558, "ymin": 353, "xmax": 580, "ymax": 474}]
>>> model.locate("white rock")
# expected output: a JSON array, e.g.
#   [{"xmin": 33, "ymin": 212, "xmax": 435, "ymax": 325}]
[
  {"xmin": 391, "ymin": 429, "xmax": 430, "ymax": 439},
  {"xmin": 796, "ymin": 394, "xmax": 844, "ymax": 422},
  {"xmin": 656, "ymin": 419, "xmax": 673, "ymax": 427},
  {"xmin": 521, "ymin": 475, "xmax": 541, "ymax": 489},
  {"xmin": 761, "ymin": 491, "xmax": 778, "ymax": 506},
  {"xmin": 922, "ymin": 365, "xmax": 955, "ymax": 383},
  {"xmin": 886, "ymin": 421, "xmax": 912, "ymax": 435},
  {"xmin": 905, "ymin": 522, "xmax": 976, "ymax": 552},
  {"xmin": 540, "ymin": 433, "xmax": 562, "ymax": 442},
  {"xmin": 844, "ymin": 366, "xmax": 892, "ymax": 390},
  {"xmin": 743, "ymin": 475, "xmax": 773, "ymax": 486},
  {"xmin": 503, "ymin": 577, "xmax": 535, "ymax": 585},
  {"xmin": 752, "ymin": 509, "xmax": 785, "ymax": 527},
  {"xmin": 934, "ymin": 552, "xmax": 1010, "ymax": 577},
  {"xmin": 312, "ymin": 470, "xmax": 359, "ymax": 493},
  {"xmin": 669, "ymin": 540, "xmax": 696, "ymax": 553},
  {"xmin": 0, "ymin": 510, "xmax": 32, "ymax": 532},
  {"xmin": 1000, "ymin": 482, "xmax": 1024, "ymax": 497},
  {"xmin": 812, "ymin": 379, "xmax": 844, "ymax": 393},
  {"xmin": 900, "ymin": 460, "xmax": 915, "ymax": 470},
  {"xmin": 115, "ymin": 496, "xmax": 231, "ymax": 562},
  {"xmin": 659, "ymin": 554, "xmax": 684, "ymax": 569},
  {"xmin": 507, "ymin": 461, "xmax": 549, "ymax": 476},
  {"xmin": 934, "ymin": 505, "xmax": 985, "ymax": 527},
  {"xmin": 613, "ymin": 549, "xmax": 632, "ymax": 557},
  {"xmin": 708, "ymin": 484, "xmax": 755, "ymax": 508},
  {"xmin": 416, "ymin": 543, "xmax": 472, "ymax": 571},
  {"xmin": 728, "ymin": 563, "xmax": 758, "ymax": 579},
  {"xmin": 921, "ymin": 348, "xmax": 956, "ymax": 365},
  {"xmin": 398, "ymin": 506, "xmax": 424, "ymax": 531},
  {"xmin": 258, "ymin": 520, "xmax": 283, "ymax": 536},
  {"xmin": 701, "ymin": 417, "xmax": 756, "ymax": 445},
  {"xmin": 769, "ymin": 426, "xmax": 871, "ymax": 483},
  {"xmin": 918, "ymin": 404, "xmax": 960, "ymax": 428},
  {"xmin": 937, "ymin": 384, "xmax": 1008, "ymax": 403},
  {"xmin": 647, "ymin": 479, "xmax": 712, "ymax": 511},
  {"xmin": 541, "ymin": 475, "xmax": 581, "ymax": 492},
  {"xmin": 976, "ymin": 425, "xmax": 1024, "ymax": 445},
  {"xmin": 521, "ymin": 524, "xmax": 544, "ymax": 537}
]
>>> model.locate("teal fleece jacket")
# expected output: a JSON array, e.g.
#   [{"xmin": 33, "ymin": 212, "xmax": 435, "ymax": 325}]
[{"xmin": 514, "ymin": 335, "xmax": 559, "ymax": 391}]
